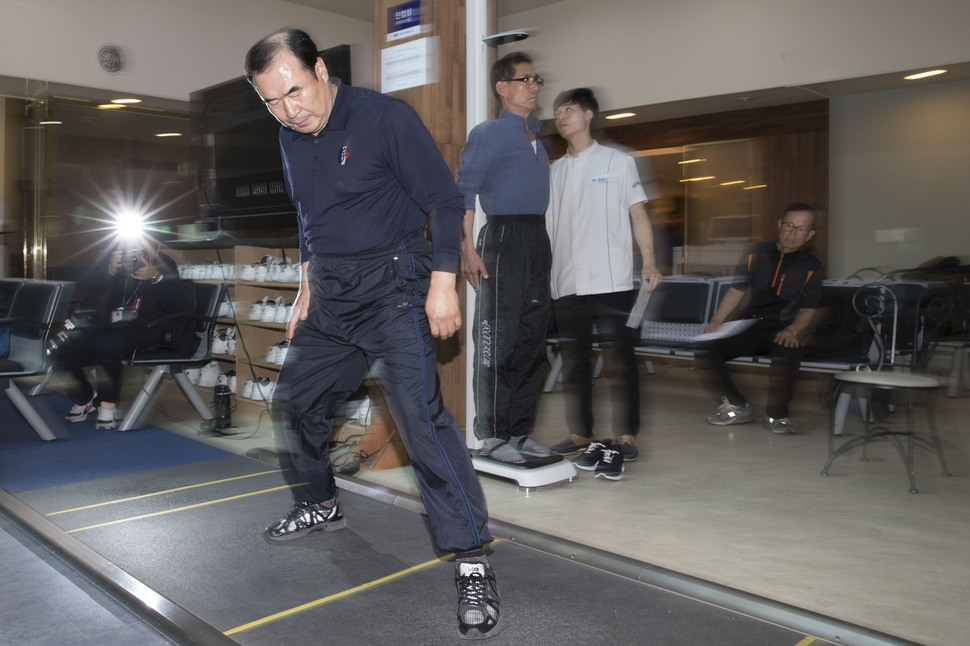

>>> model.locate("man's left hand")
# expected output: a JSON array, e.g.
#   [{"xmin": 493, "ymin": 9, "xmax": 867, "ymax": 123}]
[
  {"xmin": 426, "ymin": 271, "xmax": 462, "ymax": 339},
  {"xmin": 774, "ymin": 328, "xmax": 801, "ymax": 348}
]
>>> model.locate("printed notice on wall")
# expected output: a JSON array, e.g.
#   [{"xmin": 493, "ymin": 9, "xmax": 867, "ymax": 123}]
[
  {"xmin": 381, "ymin": 37, "xmax": 439, "ymax": 93},
  {"xmin": 387, "ymin": 0, "xmax": 428, "ymax": 41}
]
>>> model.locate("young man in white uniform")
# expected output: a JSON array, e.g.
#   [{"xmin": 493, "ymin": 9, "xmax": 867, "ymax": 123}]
[{"xmin": 545, "ymin": 88, "xmax": 663, "ymax": 476}]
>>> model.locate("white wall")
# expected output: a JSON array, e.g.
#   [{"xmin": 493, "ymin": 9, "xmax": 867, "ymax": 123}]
[
  {"xmin": 0, "ymin": 0, "xmax": 374, "ymax": 101},
  {"xmin": 501, "ymin": 0, "xmax": 970, "ymax": 118},
  {"xmin": 829, "ymin": 78, "xmax": 970, "ymax": 278}
]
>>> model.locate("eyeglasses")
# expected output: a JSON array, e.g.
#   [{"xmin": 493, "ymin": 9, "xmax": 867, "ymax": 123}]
[
  {"xmin": 780, "ymin": 221, "xmax": 813, "ymax": 235},
  {"xmin": 506, "ymin": 74, "xmax": 545, "ymax": 87}
]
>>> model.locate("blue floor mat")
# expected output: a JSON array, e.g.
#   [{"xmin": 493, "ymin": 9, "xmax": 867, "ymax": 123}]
[{"xmin": 0, "ymin": 391, "xmax": 232, "ymax": 493}]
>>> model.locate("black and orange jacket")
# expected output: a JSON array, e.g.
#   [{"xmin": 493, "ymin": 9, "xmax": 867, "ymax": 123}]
[{"xmin": 731, "ymin": 241, "xmax": 824, "ymax": 322}]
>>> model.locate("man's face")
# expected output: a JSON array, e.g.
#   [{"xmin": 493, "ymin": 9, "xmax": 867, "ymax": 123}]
[
  {"xmin": 777, "ymin": 210, "xmax": 816, "ymax": 254},
  {"xmin": 252, "ymin": 51, "xmax": 334, "ymax": 135},
  {"xmin": 498, "ymin": 62, "xmax": 541, "ymax": 117},
  {"xmin": 554, "ymin": 102, "xmax": 592, "ymax": 140}
]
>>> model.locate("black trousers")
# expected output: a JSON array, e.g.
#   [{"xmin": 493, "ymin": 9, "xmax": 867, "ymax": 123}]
[
  {"xmin": 56, "ymin": 325, "xmax": 146, "ymax": 405},
  {"xmin": 553, "ymin": 291, "xmax": 640, "ymax": 438},
  {"xmin": 274, "ymin": 234, "xmax": 491, "ymax": 553},
  {"xmin": 471, "ymin": 216, "xmax": 551, "ymax": 441},
  {"xmin": 698, "ymin": 318, "xmax": 803, "ymax": 418}
]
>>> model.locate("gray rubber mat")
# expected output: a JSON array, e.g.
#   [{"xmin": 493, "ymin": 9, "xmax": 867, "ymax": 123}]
[{"xmin": 13, "ymin": 456, "xmax": 821, "ymax": 645}]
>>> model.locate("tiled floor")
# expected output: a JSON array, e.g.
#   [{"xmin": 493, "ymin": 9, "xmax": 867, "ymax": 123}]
[{"xmin": 17, "ymin": 358, "xmax": 970, "ymax": 645}]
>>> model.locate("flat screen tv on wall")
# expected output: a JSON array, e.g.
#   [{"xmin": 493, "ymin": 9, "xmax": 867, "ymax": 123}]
[{"xmin": 190, "ymin": 44, "xmax": 351, "ymax": 233}]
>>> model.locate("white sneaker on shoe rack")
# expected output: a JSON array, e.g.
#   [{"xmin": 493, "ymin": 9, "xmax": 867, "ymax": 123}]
[
  {"xmin": 273, "ymin": 300, "xmax": 292, "ymax": 325},
  {"xmin": 198, "ymin": 361, "xmax": 222, "ymax": 388},
  {"xmin": 241, "ymin": 379, "xmax": 255, "ymax": 399},
  {"xmin": 260, "ymin": 297, "xmax": 281, "ymax": 323},
  {"xmin": 274, "ymin": 341, "xmax": 289, "ymax": 365}
]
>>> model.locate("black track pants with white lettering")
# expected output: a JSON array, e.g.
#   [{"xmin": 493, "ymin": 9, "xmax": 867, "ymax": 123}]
[{"xmin": 471, "ymin": 220, "xmax": 552, "ymax": 441}]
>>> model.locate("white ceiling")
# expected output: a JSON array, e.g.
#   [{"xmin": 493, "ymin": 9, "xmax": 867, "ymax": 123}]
[{"xmin": 282, "ymin": 0, "xmax": 559, "ymax": 23}]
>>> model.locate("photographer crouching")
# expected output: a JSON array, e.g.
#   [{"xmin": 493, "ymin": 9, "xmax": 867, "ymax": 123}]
[{"xmin": 57, "ymin": 240, "xmax": 193, "ymax": 429}]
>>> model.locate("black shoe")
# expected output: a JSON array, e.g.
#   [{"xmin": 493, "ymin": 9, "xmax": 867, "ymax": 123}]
[
  {"xmin": 456, "ymin": 561, "xmax": 502, "ymax": 639},
  {"xmin": 264, "ymin": 500, "xmax": 346, "ymax": 541},
  {"xmin": 616, "ymin": 434, "xmax": 639, "ymax": 462},
  {"xmin": 595, "ymin": 448, "xmax": 624, "ymax": 480},
  {"xmin": 573, "ymin": 441, "xmax": 606, "ymax": 471},
  {"xmin": 551, "ymin": 434, "xmax": 592, "ymax": 456}
]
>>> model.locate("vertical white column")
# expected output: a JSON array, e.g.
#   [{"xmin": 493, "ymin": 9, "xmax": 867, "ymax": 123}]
[{"xmin": 464, "ymin": 0, "xmax": 490, "ymax": 448}]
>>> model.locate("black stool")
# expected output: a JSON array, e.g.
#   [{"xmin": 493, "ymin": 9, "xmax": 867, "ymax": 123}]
[{"xmin": 821, "ymin": 371, "xmax": 950, "ymax": 493}]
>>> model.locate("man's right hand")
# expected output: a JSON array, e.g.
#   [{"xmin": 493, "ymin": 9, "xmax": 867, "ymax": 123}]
[{"xmin": 461, "ymin": 247, "xmax": 488, "ymax": 290}]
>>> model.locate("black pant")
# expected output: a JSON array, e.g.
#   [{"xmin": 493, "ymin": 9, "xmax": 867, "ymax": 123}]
[
  {"xmin": 553, "ymin": 291, "xmax": 640, "ymax": 438},
  {"xmin": 471, "ymin": 217, "xmax": 551, "ymax": 441},
  {"xmin": 274, "ymin": 234, "xmax": 491, "ymax": 553},
  {"xmin": 56, "ymin": 325, "xmax": 146, "ymax": 405},
  {"xmin": 698, "ymin": 318, "xmax": 803, "ymax": 418}
]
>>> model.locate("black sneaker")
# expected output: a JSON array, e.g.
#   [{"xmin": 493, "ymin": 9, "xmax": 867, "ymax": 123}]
[
  {"xmin": 573, "ymin": 441, "xmax": 606, "ymax": 471},
  {"xmin": 595, "ymin": 448, "xmax": 624, "ymax": 480},
  {"xmin": 456, "ymin": 561, "xmax": 501, "ymax": 639},
  {"xmin": 264, "ymin": 500, "xmax": 346, "ymax": 541},
  {"xmin": 550, "ymin": 434, "xmax": 592, "ymax": 456}
]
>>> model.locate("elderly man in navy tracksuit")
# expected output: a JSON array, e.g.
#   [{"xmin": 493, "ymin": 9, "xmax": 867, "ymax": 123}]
[{"xmin": 245, "ymin": 29, "xmax": 501, "ymax": 639}]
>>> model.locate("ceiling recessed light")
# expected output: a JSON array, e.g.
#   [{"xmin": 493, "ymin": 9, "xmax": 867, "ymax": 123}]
[
  {"xmin": 720, "ymin": 180, "xmax": 746, "ymax": 186},
  {"xmin": 743, "ymin": 184, "xmax": 767, "ymax": 190},
  {"xmin": 97, "ymin": 103, "xmax": 125, "ymax": 109},
  {"xmin": 605, "ymin": 112, "xmax": 636, "ymax": 120},
  {"xmin": 678, "ymin": 158, "xmax": 706, "ymax": 165},
  {"xmin": 904, "ymin": 69, "xmax": 947, "ymax": 80},
  {"xmin": 111, "ymin": 98, "xmax": 142, "ymax": 104},
  {"xmin": 680, "ymin": 176, "xmax": 715, "ymax": 183},
  {"xmin": 38, "ymin": 120, "xmax": 62, "ymax": 126},
  {"xmin": 154, "ymin": 132, "xmax": 183, "ymax": 138}
]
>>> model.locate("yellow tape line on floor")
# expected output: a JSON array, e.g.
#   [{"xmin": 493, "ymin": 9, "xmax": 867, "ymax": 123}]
[
  {"xmin": 65, "ymin": 484, "xmax": 304, "ymax": 533},
  {"xmin": 794, "ymin": 637, "xmax": 820, "ymax": 646},
  {"xmin": 224, "ymin": 539, "xmax": 505, "ymax": 636},
  {"xmin": 47, "ymin": 470, "xmax": 283, "ymax": 516}
]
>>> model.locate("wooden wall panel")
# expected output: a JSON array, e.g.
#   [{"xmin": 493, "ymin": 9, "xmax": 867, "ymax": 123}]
[{"xmin": 373, "ymin": 0, "xmax": 467, "ymax": 424}]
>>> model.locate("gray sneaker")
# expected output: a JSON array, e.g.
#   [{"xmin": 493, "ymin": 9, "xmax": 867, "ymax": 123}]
[
  {"xmin": 707, "ymin": 397, "xmax": 753, "ymax": 426},
  {"xmin": 763, "ymin": 416, "xmax": 795, "ymax": 434}
]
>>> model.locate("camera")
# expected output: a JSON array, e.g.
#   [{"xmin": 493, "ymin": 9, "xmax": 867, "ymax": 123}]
[{"xmin": 120, "ymin": 247, "xmax": 148, "ymax": 276}]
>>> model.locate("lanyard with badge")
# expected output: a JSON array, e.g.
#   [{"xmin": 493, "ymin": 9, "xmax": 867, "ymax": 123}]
[{"xmin": 111, "ymin": 278, "xmax": 143, "ymax": 323}]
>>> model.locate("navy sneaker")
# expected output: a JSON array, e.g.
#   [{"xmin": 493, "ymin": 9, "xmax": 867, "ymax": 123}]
[
  {"xmin": 595, "ymin": 448, "xmax": 625, "ymax": 480},
  {"xmin": 573, "ymin": 441, "xmax": 607, "ymax": 471},
  {"xmin": 264, "ymin": 500, "xmax": 346, "ymax": 541},
  {"xmin": 456, "ymin": 561, "xmax": 501, "ymax": 639}
]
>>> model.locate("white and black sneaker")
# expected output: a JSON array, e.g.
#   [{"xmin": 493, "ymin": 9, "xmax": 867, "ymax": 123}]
[
  {"xmin": 456, "ymin": 561, "xmax": 502, "ymax": 639},
  {"xmin": 96, "ymin": 402, "xmax": 117, "ymax": 430},
  {"xmin": 264, "ymin": 500, "xmax": 346, "ymax": 541},
  {"xmin": 65, "ymin": 397, "xmax": 96, "ymax": 422}
]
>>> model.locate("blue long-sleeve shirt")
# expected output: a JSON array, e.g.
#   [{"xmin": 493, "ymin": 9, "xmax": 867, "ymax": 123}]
[
  {"xmin": 456, "ymin": 110, "xmax": 550, "ymax": 216},
  {"xmin": 280, "ymin": 81, "xmax": 464, "ymax": 273}
]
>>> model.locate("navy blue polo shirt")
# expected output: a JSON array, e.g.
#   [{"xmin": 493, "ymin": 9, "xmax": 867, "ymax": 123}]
[{"xmin": 279, "ymin": 80, "xmax": 464, "ymax": 273}]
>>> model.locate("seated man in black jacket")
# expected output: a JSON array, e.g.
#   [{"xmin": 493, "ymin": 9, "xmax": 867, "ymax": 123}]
[
  {"xmin": 57, "ymin": 240, "xmax": 193, "ymax": 429},
  {"xmin": 699, "ymin": 203, "xmax": 824, "ymax": 434}
]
